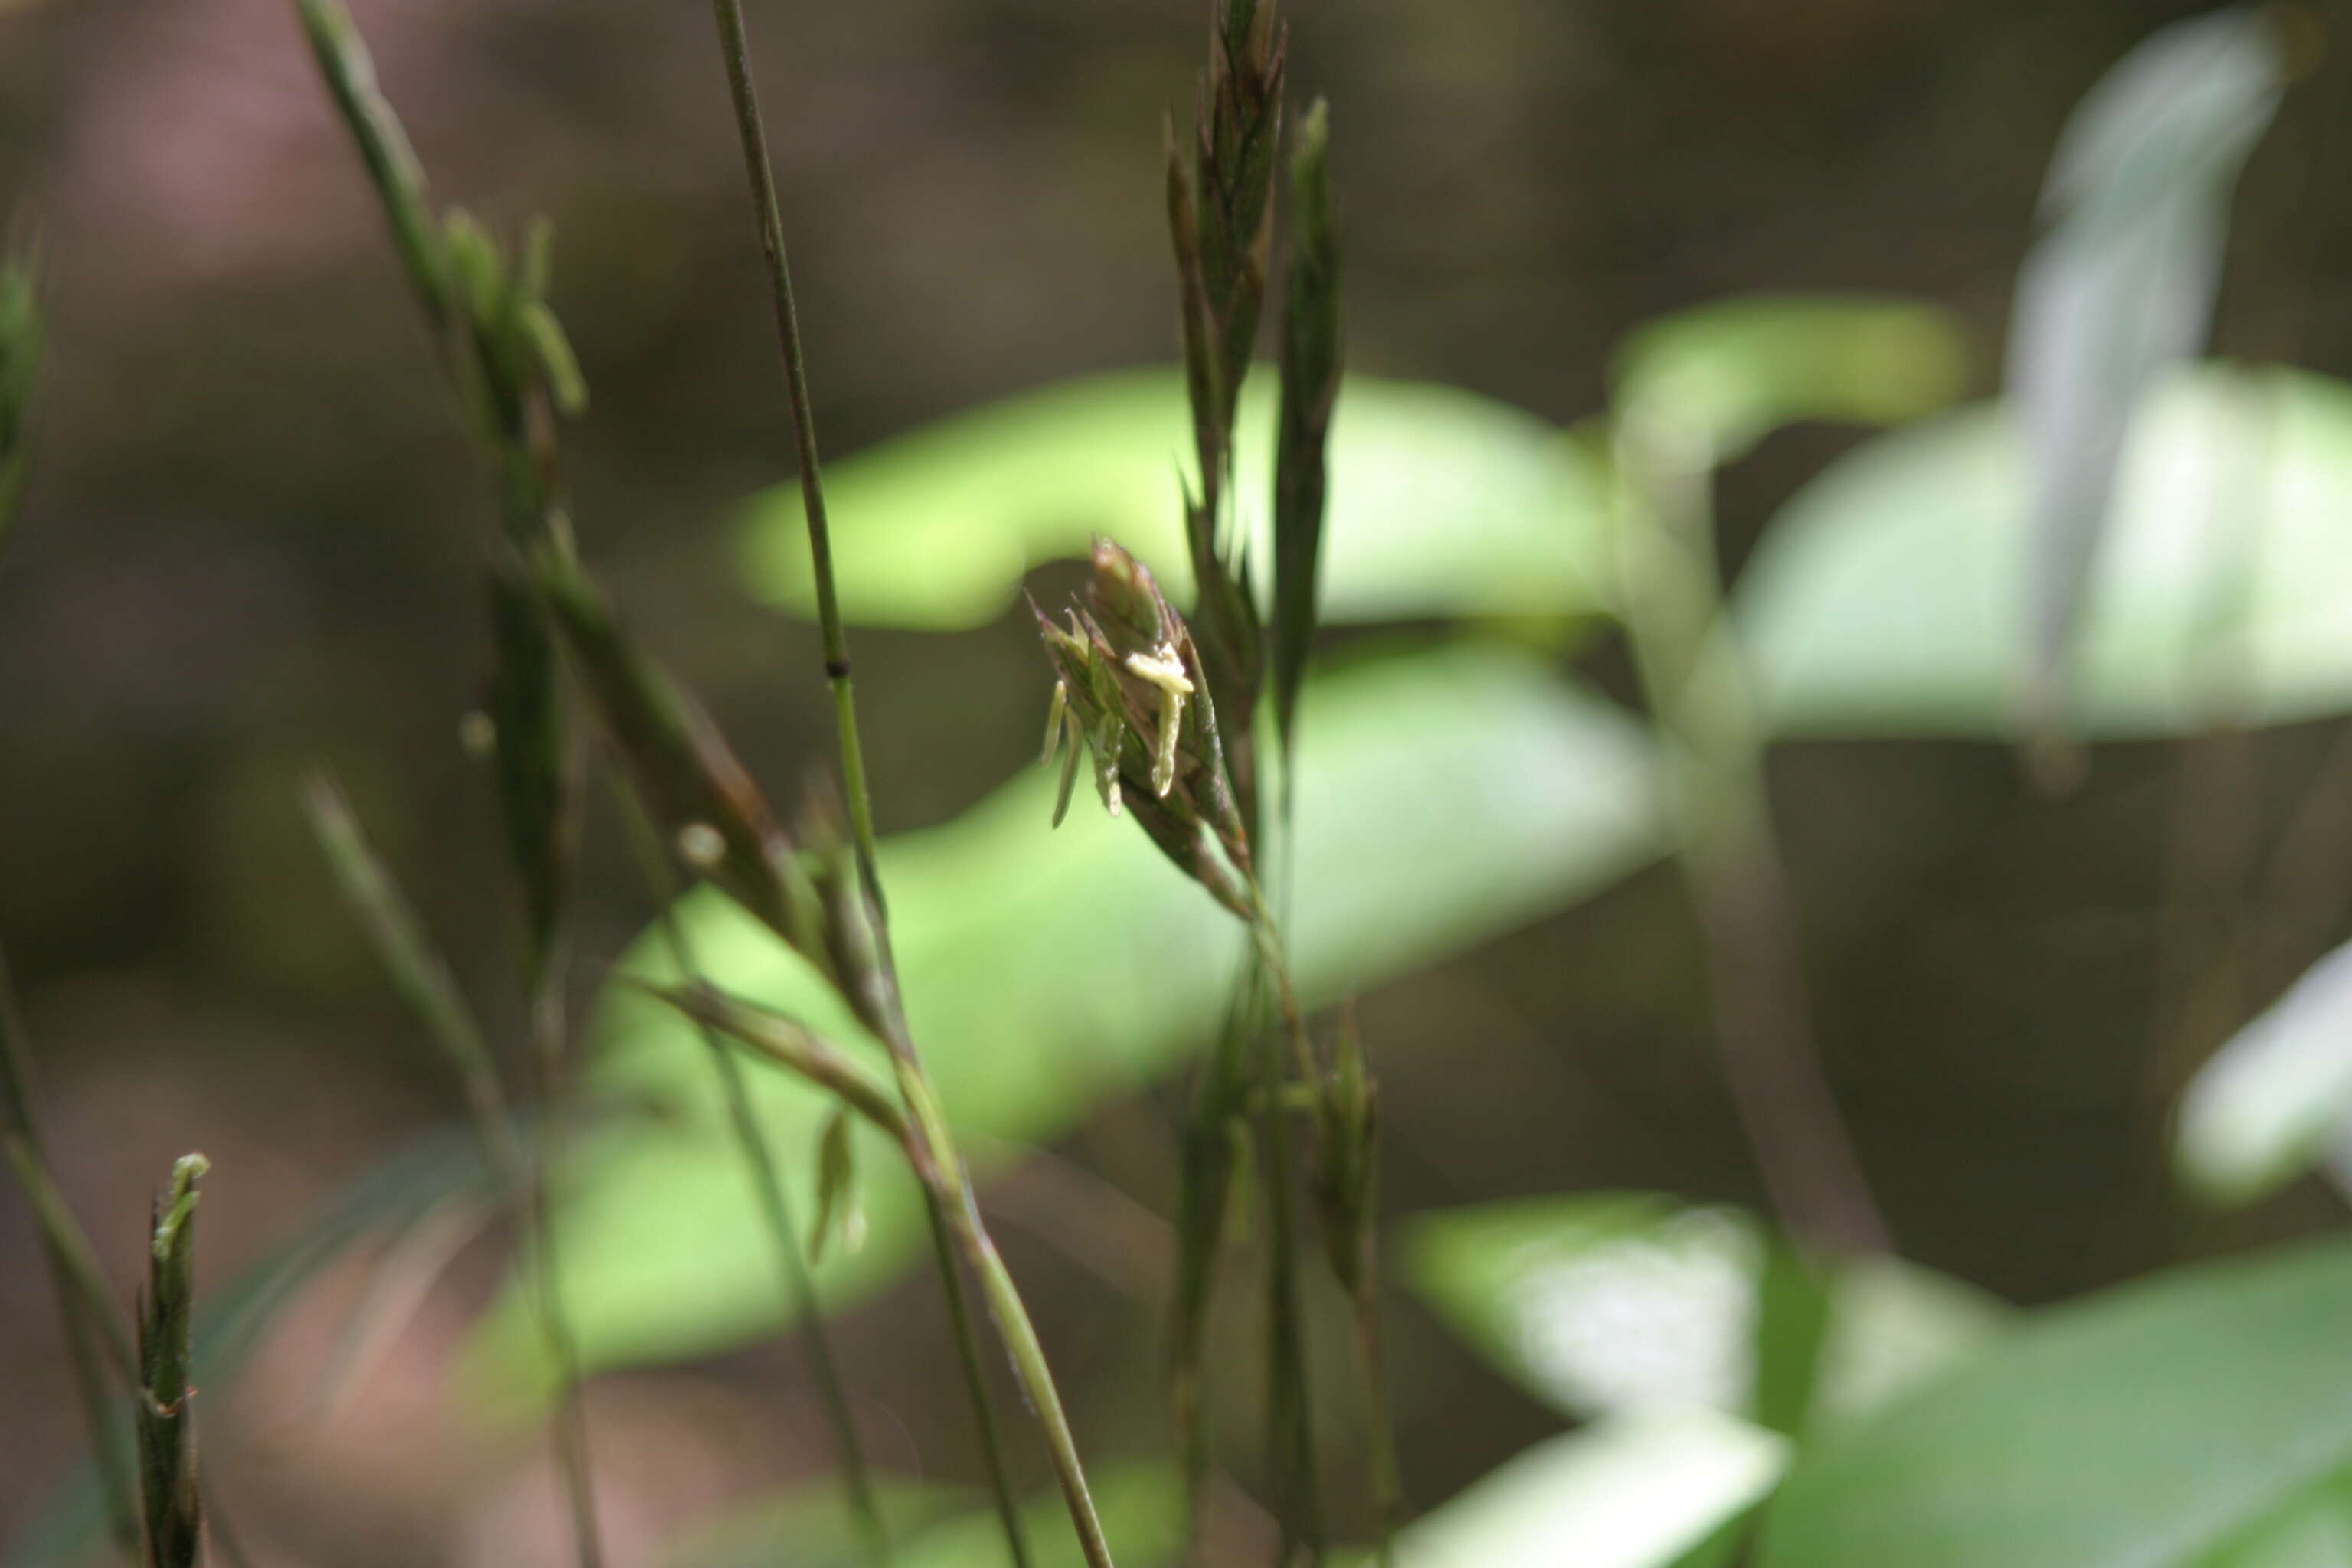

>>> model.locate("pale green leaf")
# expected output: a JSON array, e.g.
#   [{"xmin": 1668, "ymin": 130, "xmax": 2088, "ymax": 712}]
[
  {"xmin": 1756, "ymin": 1235, "xmax": 2352, "ymax": 1568},
  {"xmin": 2177, "ymin": 937, "xmax": 2352, "ymax": 1208},
  {"xmin": 737, "ymin": 368, "xmax": 1609, "ymax": 629},
  {"xmin": 2012, "ymin": 11, "xmax": 2282, "ymax": 727},
  {"xmin": 1739, "ymin": 364, "xmax": 2352, "ymax": 738},
  {"xmin": 1404, "ymin": 1193, "xmax": 2004, "ymax": 1436},
  {"xmin": 1613, "ymin": 296, "xmax": 1968, "ymax": 469},
  {"xmin": 471, "ymin": 645, "xmax": 1661, "ymax": 1380},
  {"xmin": 2197, "ymin": 1468, "xmax": 2352, "ymax": 1568},
  {"xmin": 1385, "ymin": 1408, "xmax": 1788, "ymax": 1568}
]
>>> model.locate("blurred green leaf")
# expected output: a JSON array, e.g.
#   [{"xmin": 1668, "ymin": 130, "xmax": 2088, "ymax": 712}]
[
  {"xmin": 2197, "ymin": 1467, "xmax": 2352, "ymax": 1568},
  {"xmin": 737, "ymin": 368, "xmax": 1610, "ymax": 630},
  {"xmin": 1382, "ymin": 1408, "xmax": 1788, "ymax": 1568},
  {"xmin": 1738, "ymin": 364, "xmax": 2352, "ymax": 737},
  {"xmin": 1756, "ymin": 1234, "xmax": 2352, "ymax": 1568},
  {"xmin": 472, "ymin": 644, "xmax": 1661, "ymax": 1380},
  {"xmin": 2177, "ymin": 936, "xmax": 2352, "ymax": 1208},
  {"xmin": 1404, "ymin": 1193, "xmax": 2004, "ymax": 1436},
  {"xmin": 2011, "ymin": 11, "xmax": 2283, "ymax": 733},
  {"xmin": 1612, "ymin": 295, "xmax": 1968, "ymax": 468},
  {"xmin": 890, "ymin": 1462, "xmax": 1179, "ymax": 1568},
  {"xmin": 662, "ymin": 1475, "xmax": 964, "ymax": 1568}
]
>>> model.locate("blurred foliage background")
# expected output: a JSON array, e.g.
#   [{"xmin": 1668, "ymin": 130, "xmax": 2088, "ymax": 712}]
[{"xmin": 8, "ymin": 0, "xmax": 2352, "ymax": 1561}]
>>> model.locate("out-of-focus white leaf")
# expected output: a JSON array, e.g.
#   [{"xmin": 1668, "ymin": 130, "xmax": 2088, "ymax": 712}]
[
  {"xmin": 2179, "ymin": 937, "xmax": 2352, "ymax": 1207},
  {"xmin": 2010, "ymin": 11, "xmax": 2282, "ymax": 734},
  {"xmin": 1740, "ymin": 365, "xmax": 2352, "ymax": 737},
  {"xmin": 1388, "ymin": 1409, "xmax": 1788, "ymax": 1568}
]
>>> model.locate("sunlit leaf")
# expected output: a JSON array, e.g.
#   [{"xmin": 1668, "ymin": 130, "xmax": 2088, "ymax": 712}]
[
  {"xmin": 2177, "ymin": 937, "xmax": 2352, "ymax": 1207},
  {"xmin": 2010, "ymin": 10, "xmax": 2283, "ymax": 733},
  {"xmin": 471, "ymin": 645, "xmax": 1661, "ymax": 1380},
  {"xmin": 1403, "ymin": 1194, "xmax": 2004, "ymax": 1436},
  {"xmin": 1613, "ymin": 296, "xmax": 1968, "ymax": 468},
  {"xmin": 1756, "ymin": 1234, "xmax": 2352, "ymax": 1568},
  {"xmin": 1739, "ymin": 364, "xmax": 2352, "ymax": 738},
  {"xmin": 1383, "ymin": 1408, "xmax": 1788, "ymax": 1568},
  {"xmin": 737, "ymin": 368, "xmax": 1610, "ymax": 629}
]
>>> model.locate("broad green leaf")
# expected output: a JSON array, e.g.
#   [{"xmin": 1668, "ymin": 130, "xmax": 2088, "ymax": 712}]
[
  {"xmin": 472, "ymin": 645, "xmax": 1661, "ymax": 1380},
  {"xmin": 1739, "ymin": 364, "xmax": 2352, "ymax": 738},
  {"xmin": 2197, "ymin": 1468, "xmax": 2352, "ymax": 1568},
  {"xmin": 2011, "ymin": 12, "xmax": 2282, "ymax": 730},
  {"xmin": 1756, "ymin": 1234, "xmax": 2352, "ymax": 1568},
  {"xmin": 1385, "ymin": 1408, "xmax": 1788, "ymax": 1568},
  {"xmin": 1612, "ymin": 296, "xmax": 1968, "ymax": 468},
  {"xmin": 890, "ymin": 1462, "xmax": 1180, "ymax": 1568},
  {"xmin": 2177, "ymin": 937, "xmax": 2352, "ymax": 1207},
  {"xmin": 1404, "ymin": 1194, "xmax": 2004, "ymax": 1436},
  {"xmin": 737, "ymin": 368, "xmax": 1609, "ymax": 629}
]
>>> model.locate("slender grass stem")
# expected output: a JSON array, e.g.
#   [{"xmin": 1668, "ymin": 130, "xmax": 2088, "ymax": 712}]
[
  {"xmin": 1, "ymin": 947, "xmax": 142, "ymax": 1550},
  {"xmin": 614, "ymin": 786, "xmax": 893, "ymax": 1566},
  {"xmin": 701, "ymin": 4, "xmax": 1110, "ymax": 1561},
  {"xmin": 525, "ymin": 976, "xmax": 605, "ymax": 1568},
  {"xmin": 1350, "ymin": 1295, "xmax": 1399, "ymax": 1566},
  {"xmin": 1610, "ymin": 440, "xmax": 1887, "ymax": 1255},
  {"xmin": 1256, "ymin": 1057, "xmax": 1321, "ymax": 1566},
  {"xmin": 299, "ymin": 775, "xmax": 606, "ymax": 1566},
  {"xmin": 137, "ymin": 1154, "xmax": 208, "ymax": 1568},
  {"xmin": 702, "ymin": 0, "xmax": 881, "ymax": 903},
  {"xmin": 655, "ymin": 981, "xmax": 1111, "ymax": 1568}
]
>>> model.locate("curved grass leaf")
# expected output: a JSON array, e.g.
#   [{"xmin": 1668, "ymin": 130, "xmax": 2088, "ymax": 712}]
[
  {"xmin": 1756, "ymin": 1234, "xmax": 2352, "ymax": 1568},
  {"xmin": 1738, "ymin": 364, "xmax": 2352, "ymax": 738},
  {"xmin": 469, "ymin": 645, "xmax": 1661, "ymax": 1383},
  {"xmin": 737, "ymin": 368, "xmax": 1610, "ymax": 630},
  {"xmin": 2177, "ymin": 936, "xmax": 2352, "ymax": 1208},
  {"xmin": 1404, "ymin": 1193, "xmax": 2004, "ymax": 1439},
  {"xmin": 1383, "ymin": 1409, "xmax": 1788, "ymax": 1568},
  {"xmin": 1612, "ymin": 296, "xmax": 1968, "ymax": 468}
]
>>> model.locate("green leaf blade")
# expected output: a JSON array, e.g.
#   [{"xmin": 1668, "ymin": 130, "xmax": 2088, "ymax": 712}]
[
  {"xmin": 1739, "ymin": 365, "xmax": 2352, "ymax": 739},
  {"xmin": 737, "ymin": 368, "xmax": 1610, "ymax": 631},
  {"xmin": 473, "ymin": 644, "xmax": 1662, "ymax": 1380},
  {"xmin": 1757, "ymin": 1236, "xmax": 2352, "ymax": 1568}
]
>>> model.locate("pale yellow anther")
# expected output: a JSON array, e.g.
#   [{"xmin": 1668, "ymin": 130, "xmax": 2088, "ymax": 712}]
[{"xmin": 1124, "ymin": 645, "xmax": 1194, "ymax": 695}]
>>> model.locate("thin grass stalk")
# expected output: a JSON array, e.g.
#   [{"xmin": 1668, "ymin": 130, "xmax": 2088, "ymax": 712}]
[
  {"xmin": 1609, "ymin": 437, "xmax": 1887, "ymax": 1256},
  {"xmin": 1254, "ymin": 1024, "xmax": 1321, "ymax": 1566},
  {"xmin": 0, "ymin": 260, "xmax": 148, "ymax": 1555},
  {"xmin": 650, "ymin": 983, "xmax": 1107, "ymax": 1568},
  {"xmin": 701, "ymin": 0, "xmax": 881, "ymax": 907},
  {"xmin": 523, "ymin": 982, "xmax": 604, "ymax": 1568},
  {"xmin": 136, "ymin": 1154, "xmax": 208, "ymax": 1568},
  {"xmin": 612, "ymin": 784, "xmax": 892, "ymax": 1565},
  {"xmin": 699, "ymin": 5, "xmax": 1113, "ymax": 1562},
  {"xmin": 298, "ymin": 774, "xmax": 605, "ymax": 1566},
  {"xmin": 1, "ymin": 947, "xmax": 142, "ymax": 1551}
]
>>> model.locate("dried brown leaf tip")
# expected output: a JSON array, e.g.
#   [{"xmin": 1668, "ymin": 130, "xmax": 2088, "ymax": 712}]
[{"xmin": 1037, "ymin": 539, "xmax": 1253, "ymax": 917}]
